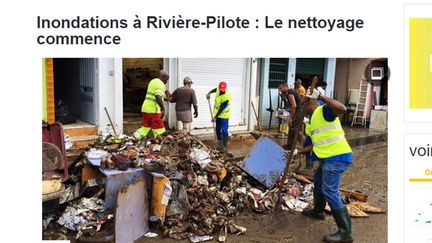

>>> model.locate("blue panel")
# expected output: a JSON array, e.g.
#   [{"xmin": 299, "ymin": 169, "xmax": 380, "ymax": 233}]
[{"xmin": 240, "ymin": 136, "xmax": 287, "ymax": 189}]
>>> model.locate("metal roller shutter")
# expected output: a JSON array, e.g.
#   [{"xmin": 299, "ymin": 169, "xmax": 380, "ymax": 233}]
[
  {"xmin": 296, "ymin": 58, "xmax": 325, "ymax": 76},
  {"xmin": 178, "ymin": 58, "xmax": 247, "ymax": 129}
]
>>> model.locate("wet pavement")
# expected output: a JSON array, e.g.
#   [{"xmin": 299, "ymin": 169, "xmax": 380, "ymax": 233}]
[{"xmin": 200, "ymin": 126, "xmax": 387, "ymax": 159}]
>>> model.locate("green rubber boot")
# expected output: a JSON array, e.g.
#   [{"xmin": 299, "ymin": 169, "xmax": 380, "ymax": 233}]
[
  {"xmin": 216, "ymin": 139, "xmax": 223, "ymax": 151},
  {"xmin": 302, "ymin": 192, "xmax": 326, "ymax": 220},
  {"xmin": 222, "ymin": 135, "xmax": 229, "ymax": 153},
  {"xmin": 323, "ymin": 206, "xmax": 353, "ymax": 243}
]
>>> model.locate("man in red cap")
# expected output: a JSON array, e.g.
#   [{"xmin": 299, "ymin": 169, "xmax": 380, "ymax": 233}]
[{"xmin": 206, "ymin": 81, "xmax": 232, "ymax": 152}]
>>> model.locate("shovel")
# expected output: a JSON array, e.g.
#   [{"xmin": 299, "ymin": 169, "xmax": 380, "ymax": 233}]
[{"xmin": 207, "ymin": 98, "xmax": 217, "ymax": 143}]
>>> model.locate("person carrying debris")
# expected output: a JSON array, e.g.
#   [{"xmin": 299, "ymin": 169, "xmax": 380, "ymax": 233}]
[
  {"xmin": 169, "ymin": 77, "xmax": 198, "ymax": 133},
  {"xmin": 206, "ymin": 81, "xmax": 231, "ymax": 152},
  {"xmin": 278, "ymin": 83, "xmax": 303, "ymax": 150},
  {"xmin": 301, "ymin": 86, "xmax": 353, "ymax": 243},
  {"xmin": 133, "ymin": 70, "xmax": 169, "ymax": 140}
]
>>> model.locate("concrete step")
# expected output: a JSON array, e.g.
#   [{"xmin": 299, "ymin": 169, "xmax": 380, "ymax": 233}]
[
  {"xmin": 63, "ymin": 125, "xmax": 98, "ymax": 138},
  {"xmin": 70, "ymin": 135, "xmax": 99, "ymax": 149},
  {"xmin": 347, "ymin": 132, "xmax": 387, "ymax": 148}
]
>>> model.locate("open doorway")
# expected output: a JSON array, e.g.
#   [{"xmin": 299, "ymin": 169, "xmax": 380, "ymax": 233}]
[
  {"xmin": 122, "ymin": 58, "xmax": 163, "ymax": 134},
  {"xmin": 295, "ymin": 58, "xmax": 325, "ymax": 88},
  {"xmin": 53, "ymin": 58, "xmax": 98, "ymax": 125},
  {"xmin": 122, "ymin": 58, "xmax": 164, "ymax": 114}
]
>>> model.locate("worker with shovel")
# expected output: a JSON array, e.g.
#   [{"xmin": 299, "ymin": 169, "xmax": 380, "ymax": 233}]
[
  {"xmin": 301, "ymin": 87, "xmax": 353, "ymax": 243},
  {"xmin": 133, "ymin": 70, "xmax": 169, "ymax": 140},
  {"xmin": 206, "ymin": 81, "xmax": 231, "ymax": 153}
]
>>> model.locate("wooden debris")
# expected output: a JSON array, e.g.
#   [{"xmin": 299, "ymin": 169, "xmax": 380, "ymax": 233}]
[
  {"xmin": 340, "ymin": 189, "xmax": 368, "ymax": 202},
  {"xmin": 292, "ymin": 173, "xmax": 312, "ymax": 184},
  {"xmin": 347, "ymin": 204, "xmax": 369, "ymax": 218},
  {"xmin": 350, "ymin": 201, "xmax": 386, "ymax": 214}
]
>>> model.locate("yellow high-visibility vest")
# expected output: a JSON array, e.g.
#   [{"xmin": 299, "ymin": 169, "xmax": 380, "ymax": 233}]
[
  {"xmin": 305, "ymin": 123, "xmax": 311, "ymax": 137},
  {"xmin": 310, "ymin": 106, "xmax": 352, "ymax": 159},
  {"xmin": 213, "ymin": 88, "xmax": 231, "ymax": 119},
  {"xmin": 142, "ymin": 78, "xmax": 166, "ymax": 114}
]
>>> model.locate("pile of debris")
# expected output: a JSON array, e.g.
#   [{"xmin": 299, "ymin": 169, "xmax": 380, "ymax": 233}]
[
  {"xmin": 44, "ymin": 130, "xmax": 317, "ymax": 242},
  {"xmin": 89, "ymin": 131, "xmax": 314, "ymax": 242}
]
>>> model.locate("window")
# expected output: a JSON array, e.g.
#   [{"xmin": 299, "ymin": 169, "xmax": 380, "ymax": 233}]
[{"xmin": 268, "ymin": 58, "xmax": 289, "ymax": 88}]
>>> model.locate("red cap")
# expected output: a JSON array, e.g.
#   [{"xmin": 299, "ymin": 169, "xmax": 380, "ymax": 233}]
[{"xmin": 218, "ymin": 81, "xmax": 227, "ymax": 92}]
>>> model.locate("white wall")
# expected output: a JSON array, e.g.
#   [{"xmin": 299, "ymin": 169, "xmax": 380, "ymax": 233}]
[
  {"xmin": 287, "ymin": 58, "xmax": 297, "ymax": 86},
  {"xmin": 324, "ymin": 58, "xmax": 337, "ymax": 98},
  {"xmin": 97, "ymin": 58, "xmax": 123, "ymax": 134}
]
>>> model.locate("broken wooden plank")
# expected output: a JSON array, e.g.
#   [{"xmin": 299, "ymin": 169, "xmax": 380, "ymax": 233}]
[
  {"xmin": 346, "ymin": 204, "xmax": 369, "ymax": 218},
  {"xmin": 340, "ymin": 189, "xmax": 368, "ymax": 202},
  {"xmin": 350, "ymin": 201, "xmax": 386, "ymax": 214},
  {"xmin": 292, "ymin": 173, "xmax": 312, "ymax": 184}
]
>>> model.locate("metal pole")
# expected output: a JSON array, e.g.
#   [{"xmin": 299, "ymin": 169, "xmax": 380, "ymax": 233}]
[{"xmin": 104, "ymin": 107, "xmax": 118, "ymax": 136}]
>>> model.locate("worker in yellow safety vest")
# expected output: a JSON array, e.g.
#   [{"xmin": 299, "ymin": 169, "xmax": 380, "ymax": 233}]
[
  {"xmin": 133, "ymin": 70, "xmax": 169, "ymax": 140},
  {"xmin": 301, "ymin": 87, "xmax": 353, "ymax": 243},
  {"xmin": 206, "ymin": 81, "xmax": 231, "ymax": 152}
]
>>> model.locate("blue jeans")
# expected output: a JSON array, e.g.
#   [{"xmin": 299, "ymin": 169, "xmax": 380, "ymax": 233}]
[
  {"xmin": 313, "ymin": 160, "xmax": 350, "ymax": 210},
  {"xmin": 215, "ymin": 118, "xmax": 229, "ymax": 140}
]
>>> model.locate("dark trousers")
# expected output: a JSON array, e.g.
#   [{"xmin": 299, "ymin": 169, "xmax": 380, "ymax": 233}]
[
  {"xmin": 287, "ymin": 109, "xmax": 303, "ymax": 149},
  {"xmin": 215, "ymin": 118, "xmax": 229, "ymax": 140}
]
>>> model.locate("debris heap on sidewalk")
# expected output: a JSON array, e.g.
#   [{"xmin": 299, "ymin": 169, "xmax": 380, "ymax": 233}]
[
  {"xmin": 57, "ymin": 197, "xmax": 113, "ymax": 239},
  {"xmin": 44, "ymin": 130, "xmax": 317, "ymax": 242}
]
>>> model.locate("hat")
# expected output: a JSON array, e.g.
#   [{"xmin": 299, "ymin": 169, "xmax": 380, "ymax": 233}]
[
  {"xmin": 218, "ymin": 81, "xmax": 227, "ymax": 92},
  {"xmin": 183, "ymin": 77, "xmax": 193, "ymax": 83}
]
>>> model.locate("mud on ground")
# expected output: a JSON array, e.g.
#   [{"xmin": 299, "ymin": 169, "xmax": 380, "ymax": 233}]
[{"xmin": 140, "ymin": 142, "xmax": 388, "ymax": 243}]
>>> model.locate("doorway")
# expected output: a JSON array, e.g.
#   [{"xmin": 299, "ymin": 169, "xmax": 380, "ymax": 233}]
[{"xmin": 53, "ymin": 58, "xmax": 98, "ymax": 125}]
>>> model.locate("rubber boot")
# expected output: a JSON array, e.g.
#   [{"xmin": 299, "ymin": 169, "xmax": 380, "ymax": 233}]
[
  {"xmin": 222, "ymin": 135, "xmax": 229, "ymax": 153},
  {"xmin": 216, "ymin": 139, "xmax": 223, "ymax": 151},
  {"xmin": 302, "ymin": 191, "xmax": 326, "ymax": 220},
  {"xmin": 323, "ymin": 206, "xmax": 353, "ymax": 243}
]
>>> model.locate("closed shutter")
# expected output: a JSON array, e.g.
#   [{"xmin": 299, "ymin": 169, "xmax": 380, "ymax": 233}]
[
  {"xmin": 178, "ymin": 58, "xmax": 247, "ymax": 129},
  {"xmin": 296, "ymin": 58, "xmax": 325, "ymax": 76}
]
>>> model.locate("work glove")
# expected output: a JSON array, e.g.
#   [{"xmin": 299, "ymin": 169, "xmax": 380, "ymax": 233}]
[
  {"xmin": 293, "ymin": 149, "xmax": 299, "ymax": 156},
  {"xmin": 194, "ymin": 111, "xmax": 198, "ymax": 118},
  {"xmin": 206, "ymin": 93, "xmax": 211, "ymax": 100},
  {"xmin": 306, "ymin": 87, "xmax": 320, "ymax": 100}
]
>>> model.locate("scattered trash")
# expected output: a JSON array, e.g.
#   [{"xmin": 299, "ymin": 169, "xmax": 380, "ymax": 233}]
[
  {"xmin": 64, "ymin": 134, "xmax": 73, "ymax": 150},
  {"xmin": 42, "ymin": 217, "xmax": 54, "ymax": 231},
  {"xmin": 57, "ymin": 197, "xmax": 108, "ymax": 239},
  {"xmin": 86, "ymin": 149, "xmax": 109, "ymax": 166},
  {"xmin": 188, "ymin": 233, "xmax": 213, "ymax": 243},
  {"xmin": 144, "ymin": 232, "xmax": 158, "ymax": 238}
]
